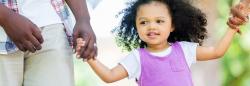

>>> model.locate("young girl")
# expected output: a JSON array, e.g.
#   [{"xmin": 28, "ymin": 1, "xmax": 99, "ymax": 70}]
[{"xmin": 77, "ymin": 0, "xmax": 246, "ymax": 86}]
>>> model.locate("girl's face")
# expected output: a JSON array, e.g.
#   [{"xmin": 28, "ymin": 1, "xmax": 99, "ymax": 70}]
[{"xmin": 136, "ymin": 1, "xmax": 174, "ymax": 48}]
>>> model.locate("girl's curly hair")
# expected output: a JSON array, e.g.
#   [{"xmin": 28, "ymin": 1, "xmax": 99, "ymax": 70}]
[{"xmin": 113, "ymin": 0, "xmax": 207, "ymax": 51}]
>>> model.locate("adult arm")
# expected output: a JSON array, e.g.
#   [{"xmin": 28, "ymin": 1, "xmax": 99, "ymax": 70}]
[{"xmin": 65, "ymin": 0, "xmax": 97, "ymax": 59}]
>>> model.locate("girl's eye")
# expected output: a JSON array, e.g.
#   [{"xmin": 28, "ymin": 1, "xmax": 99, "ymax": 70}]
[
  {"xmin": 140, "ymin": 21, "xmax": 148, "ymax": 25},
  {"xmin": 156, "ymin": 20, "xmax": 165, "ymax": 23}
]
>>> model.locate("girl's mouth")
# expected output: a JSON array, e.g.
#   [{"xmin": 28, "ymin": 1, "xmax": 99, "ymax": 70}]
[{"xmin": 147, "ymin": 32, "xmax": 160, "ymax": 38}]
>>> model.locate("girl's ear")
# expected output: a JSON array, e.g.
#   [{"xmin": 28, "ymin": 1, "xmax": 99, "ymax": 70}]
[{"xmin": 170, "ymin": 26, "xmax": 175, "ymax": 32}]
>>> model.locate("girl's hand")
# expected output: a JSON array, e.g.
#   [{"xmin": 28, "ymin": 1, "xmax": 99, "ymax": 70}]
[
  {"xmin": 76, "ymin": 38, "xmax": 85, "ymax": 59},
  {"xmin": 227, "ymin": 16, "xmax": 245, "ymax": 34},
  {"xmin": 76, "ymin": 38, "xmax": 97, "ymax": 61}
]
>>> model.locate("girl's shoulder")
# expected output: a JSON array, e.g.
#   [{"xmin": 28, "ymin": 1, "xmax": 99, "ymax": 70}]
[
  {"xmin": 175, "ymin": 41, "xmax": 199, "ymax": 48},
  {"xmin": 125, "ymin": 48, "xmax": 140, "ymax": 61},
  {"xmin": 129, "ymin": 48, "xmax": 140, "ymax": 55},
  {"xmin": 175, "ymin": 41, "xmax": 198, "ymax": 65}
]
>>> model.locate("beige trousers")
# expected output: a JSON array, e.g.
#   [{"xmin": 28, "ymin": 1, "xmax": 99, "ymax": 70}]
[{"xmin": 0, "ymin": 24, "xmax": 74, "ymax": 86}]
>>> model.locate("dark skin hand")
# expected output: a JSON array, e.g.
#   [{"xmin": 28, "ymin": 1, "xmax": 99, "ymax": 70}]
[
  {"xmin": 65, "ymin": 0, "xmax": 97, "ymax": 60},
  {"xmin": 0, "ymin": 4, "xmax": 44, "ymax": 53},
  {"xmin": 72, "ymin": 20, "xmax": 97, "ymax": 60}
]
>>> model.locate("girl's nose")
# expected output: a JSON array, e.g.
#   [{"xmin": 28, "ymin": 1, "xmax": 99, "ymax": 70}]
[{"xmin": 148, "ymin": 22, "xmax": 157, "ymax": 30}]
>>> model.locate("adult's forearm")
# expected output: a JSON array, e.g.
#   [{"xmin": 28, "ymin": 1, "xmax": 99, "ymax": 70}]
[
  {"xmin": 0, "ymin": 4, "xmax": 11, "ymax": 25},
  {"xmin": 65, "ymin": 0, "xmax": 90, "ymax": 22}
]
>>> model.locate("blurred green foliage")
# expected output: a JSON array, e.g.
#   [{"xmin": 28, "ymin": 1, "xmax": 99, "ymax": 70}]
[
  {"xmin": 74, "ymin": 58, "xmax": 102, "ymax": 86},
  {"xmin": 217, "ymin": 0, "xmax": 250, "ymax": 86}
]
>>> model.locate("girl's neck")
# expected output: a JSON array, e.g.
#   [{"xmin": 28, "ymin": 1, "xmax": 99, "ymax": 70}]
[{"xmin": 146, "ymin": 42, "xmax": 170, "ymax": 53}]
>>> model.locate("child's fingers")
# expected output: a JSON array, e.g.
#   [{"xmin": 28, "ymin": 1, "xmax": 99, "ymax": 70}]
[
  {"xmin": 229, "ymin": 16, "xmax": 247, "ymax": 25},
  {"xmin": 227, "ymin": 20, "xmax": 240, "ymax": 30},
  {"xmin": 76, "ymin": 38, "xmax": 86, "ymax": 59},
  {"xmin": 76, "ymin": 42, "xmax": 85, "ymax": 52},
  {"xmin": 77, "ymin": 42, "xmax": 86, "ymax": 46},
  {"xmin": 229, "ymin": 17, "xmax": 240, "ymax": 25},
  {"xmin": 76, "ymin": 46, "xmax": 82, "ymax": 59},
  {"xmin": 77, "ymin": 38, "xmax": 84, "ymax": 43},
  {"xmin": 227, "ymin": 21, "xmax": 241, "ymax": 34}
]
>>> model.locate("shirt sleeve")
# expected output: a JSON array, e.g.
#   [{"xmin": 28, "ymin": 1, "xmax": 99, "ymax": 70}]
[
  {"xmin": 179, "ymin": 41, "xmax": 198, "ymax": 67},
  {"xmin": 119, "ymin": 49, "xmax": 141, "ymax": 79}
]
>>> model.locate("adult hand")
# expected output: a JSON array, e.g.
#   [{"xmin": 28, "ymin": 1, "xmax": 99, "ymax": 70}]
[
  {"xmin": 230, "ymin": 3, "xmax": 249, "ymax": 23},
  {"xmin": 1, "ymin": 11, "xmax": 44, "ymax": 53},
  {"xmin": 228, "ymin": 2, "xmax": 249, "ymax": 32},
  {"xmin": 73, "ymin": 20, "xmax": 97, "ymax": 60}
]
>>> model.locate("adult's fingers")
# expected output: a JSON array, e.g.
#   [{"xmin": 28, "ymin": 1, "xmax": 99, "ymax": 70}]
[
  {"xmin": 80, "ymin": 36, "xmax": 92, "ymax": 59},
  {"xmin": 231, "ymin": 5, "xmax": 248, "ymax": 21},
  {"xmin": 15, "ymin": 42, "xmax": 26, "ymax": 52},
  {"xmin": 79, "ymin": 34, "xmax": 91, "ymax": 59},
  {"xmin": 29, "ymin": 25, "xmax": 43, "ymax": 50},
  {"xmin": 72, "ymin": 32, "xmax": 79, "ymax": 51},
  {"xmin": 29, "ymin": 34, "xmax": 42, "ymax": 50},
  {"xmin": 82, "ymin": 36, "xmax": 96, "ymax": 59},
  {"xmin": 87, "ymin": 45, "xmax": 97, "ymax": 60},
  {"xmin": 32, "ymin": 25, "xmax": 44, "ymax": 44},
  {"xmin": 23, "ymin": 40, "xmax": 36, "ymax": 53}
]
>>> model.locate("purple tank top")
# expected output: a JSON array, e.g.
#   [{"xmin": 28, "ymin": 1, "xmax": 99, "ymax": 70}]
[{"xmin": 138, "ymin": 42, "xmax": 193, "ymax": 86}]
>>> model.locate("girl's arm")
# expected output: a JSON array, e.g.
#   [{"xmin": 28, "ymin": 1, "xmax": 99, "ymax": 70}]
[
  {"xmin": 196, "ymin": 28, "xmax": 237, "ymax": 61},
  {"xmin": 76, "ymin": 38, "xmax": 128, "ymax": 83},
  {"xmin": 87, "ymin": 59, "xmax": 128, "ymax": 83},
  {"xmin": 196, "ymin": 1, "xmax": 250, "ymax": 61}
]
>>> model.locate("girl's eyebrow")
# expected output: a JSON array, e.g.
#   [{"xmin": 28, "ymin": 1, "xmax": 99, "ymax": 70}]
[
  {"xmin": 138, "ymin": 16, "xmax": 166, "ymax": 20},
  {"xmin": 138, "ymin": 17, "xmax": 147, "ymax": 21},
  {"xmin": 156, "ymin": 16, "xmax": 166, "ymax": 19}
]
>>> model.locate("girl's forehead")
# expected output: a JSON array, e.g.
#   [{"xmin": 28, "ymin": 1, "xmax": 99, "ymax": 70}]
[
  {"xmin": 137, "ymin": 1, "xmax": 169, "ymax": 12},
  {"xmin": 136, "ymin": 1, "xmax": 170, "ymax": 17},
  {"xmin": 139, "ymin": 1, "xmax": 168, "ymax": 7}
]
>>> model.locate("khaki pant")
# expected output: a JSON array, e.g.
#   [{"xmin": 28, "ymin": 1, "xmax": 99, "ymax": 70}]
[{"xmin": 0, "ymin": 24, "xmax": 74, "ymax": 86}]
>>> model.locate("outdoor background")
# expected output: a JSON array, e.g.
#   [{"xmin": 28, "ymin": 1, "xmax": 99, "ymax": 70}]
[{"xmin": 73, "ymin": 0, "xmax": 250, "ymax": 86}]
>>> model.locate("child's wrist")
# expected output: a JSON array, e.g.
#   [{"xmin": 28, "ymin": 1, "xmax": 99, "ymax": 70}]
[
  {"xmin": 229, "ymin": 28, "xmax": 239, "ymax": 34},
  {"xmin": 86, "ymin": 58, "xmax": 96, "ymax": 63}
]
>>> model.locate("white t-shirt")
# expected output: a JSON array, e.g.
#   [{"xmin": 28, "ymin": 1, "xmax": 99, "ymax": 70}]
[
  {"xmin": 119, "ymin": 41, "xmax": 198, "ymax": 80},
  {"xmin": 17, "ymin": 0, "xmax": 62, "ymax": 27}
]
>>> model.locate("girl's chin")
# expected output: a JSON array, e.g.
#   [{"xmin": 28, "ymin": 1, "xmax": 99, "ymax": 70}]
[{"xmin": 146, "ymin": 42, "xmax": 163, "ymax": 46}]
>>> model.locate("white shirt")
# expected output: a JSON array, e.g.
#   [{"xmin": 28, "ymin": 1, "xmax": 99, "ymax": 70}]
[
  {"xmin": 17, "ymin": 0, "xmax": 62, "ymax": 27},
  {"xmin": 119, "ymin": 41, "xmax": 198, "ymax": 80}
]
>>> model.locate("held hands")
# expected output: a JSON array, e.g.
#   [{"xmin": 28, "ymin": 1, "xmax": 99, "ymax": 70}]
[
  {"xmin": 2, "ymin": 12, "xmax": 44, "ymax": 53},
  {"xmin": 76, "ymin": 38, "xmax": 96, "ymax": 61},
  {"xmin": 228, "ymin": 2, "xmax": 250, "ymax": 32},
  {"xmin": 73, "ymin": 21, "xmax": 97, "ymax": 60}
]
